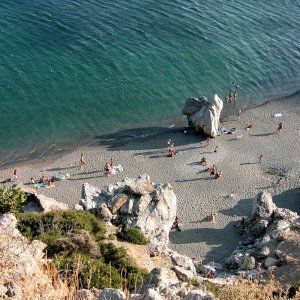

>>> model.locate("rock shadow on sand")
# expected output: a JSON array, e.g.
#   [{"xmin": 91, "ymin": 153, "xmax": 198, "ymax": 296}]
[
  {"xmin": 273, "ymin": 187, "xmax": 300, "ymax": 214},
  {"xmin": 94, "ymin": 127, "xmax": 206, "ymax": 152},
  {"xmin": 169, "ymin": 221, "xmax": 240, "ymax": 263},
  {"xmin": 219, "ymin": 197, "xmax": 253, "ymax": 218}
]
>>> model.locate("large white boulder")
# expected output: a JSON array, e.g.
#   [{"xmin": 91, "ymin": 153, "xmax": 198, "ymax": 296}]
[
  {"xmin": 252, "ymin": 191, "xmax": 276, "ymax": 220},
  {"xmin": 182, "ymin": 94, "xmax": 223, "ymax": 137},
  {"xmin": 80, "ymin": 175, "xmax": 177, "ymax": 255}
]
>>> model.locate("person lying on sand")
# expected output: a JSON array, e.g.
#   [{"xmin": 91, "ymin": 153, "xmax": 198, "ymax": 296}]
[
  {"xmin": 215, "ymin": 171, "xmax": 222, "ymax": 179},
  {"xmin": 207, "ymin": 165, "xmax": 216, "ymax": 176}
]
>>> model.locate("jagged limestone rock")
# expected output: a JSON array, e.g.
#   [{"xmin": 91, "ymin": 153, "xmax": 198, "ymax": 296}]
[
  {"xmin": 80, "ymin": 175, "xmax": 177, "ymax": 255},
  {"xmin": 182, "ymin": 94, "xmax": 223, "ymax": 137}
]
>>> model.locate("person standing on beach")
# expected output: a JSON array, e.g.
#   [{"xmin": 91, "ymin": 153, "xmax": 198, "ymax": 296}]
[
  {"xmin": 206, "ymin": 137, "xmax": 211, "ymax": 147},
  {"xmin": 233, "ymin": 91, "xmax": 237, "ymax": 100},
  {"xmin": 13, "ymin": 169, "xmax": 18, "ymax": 181},
  {"xmin": 79, "ymin": 153, "xmax": 85, "ymax": 169},
  {"xmin": 237, "ymin": 108, "xmax": 242, "ymax": 119},
  {"xmin": 258, "ymin": 154, "xmax": 263, "ymax": 164},
  {"xmin": 276, "ymin": 122, "xmax": 283, "ymax": 134}
]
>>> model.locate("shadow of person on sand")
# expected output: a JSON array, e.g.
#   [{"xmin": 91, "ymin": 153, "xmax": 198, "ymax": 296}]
[
  {"xmin": 240, "ymin": 162, "xmax": 257, "ymax": 165},
  {"xmin": 250, "ymin": 133, "xmax": 274, "ymax": 137},
  {"xmin": 45, "ymin": 166, "xmax": 77, "ymax": 172},
  {"xmin": 175, "ymin": 177, "xmax": 211, "ymax": 183},
  {"xmin": 189, "ymin": 216, "xmax": 209, "ymax": 224},
  {"xmin": 169, "ymin": 221, "xmax": 241, "ymax": 263}
]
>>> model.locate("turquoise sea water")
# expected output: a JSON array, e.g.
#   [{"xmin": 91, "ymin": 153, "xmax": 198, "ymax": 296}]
[{"xmin": 0, "ymin": 0, "xmax": 299, "ymax": 166}]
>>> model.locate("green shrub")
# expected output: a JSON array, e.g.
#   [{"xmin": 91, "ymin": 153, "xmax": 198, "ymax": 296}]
[
  {"xmin": 99, "ymin": 242, "xmax": 147, "ymax": 291},
  {"xmin": 117, "ymin": 228, "xmax": 149, "ymax": 245},
  {"xmin": 288, "ymin": 282, "xmax": 300, "ymax": 299},
  {"xmin": 0, "ymin": 187, "xmax": 27, "ymax": 214},
  {"xmin": 16, "ymin": 210, "xmax": 147, "ymax": 292},
  {"xmin": 56, "ymin": 229, "xmax": 100, "ymax": 257},
  {"xmin": 202, "ymin": 281, "xmax": 221, "ymax": 297},
  {"xmin": 54, "ymin": 254, "xmax": 123, "ymax": 290},
  {"xmin": 16, "ymin": 211, "xmax": 105, "ymax": 256},
  {"xmin": 54, "ymin": 248, "xmax": 147, "ymax": 292}
]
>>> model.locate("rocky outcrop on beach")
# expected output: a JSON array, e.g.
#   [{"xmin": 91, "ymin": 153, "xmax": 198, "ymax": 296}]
[
  {"xmin": 223, "ymin": 191, "xmax": 300, "ymax": 280},
  {"xmin": 19, "ymin": 185, "xmax": 69, "ymax": 212},
  {"xmin": 0, "ymin": 214, "xmax": 68, "ymax": 299},
  {"xmin": 182, "ymin": 94, "xmax": 223, "ymax": 137},
  {"xmin": 79, "ymin": 174, "xmax": 177, "ymax": 255},
  {"xmin": 135, "ymin": 268, "xmax": 214, "ymax": 300}
]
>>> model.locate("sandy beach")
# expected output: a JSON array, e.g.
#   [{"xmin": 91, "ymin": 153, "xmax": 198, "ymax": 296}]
[{"xmin": 1, "ymin": 95, "xmax": 300, "ymax": 264}]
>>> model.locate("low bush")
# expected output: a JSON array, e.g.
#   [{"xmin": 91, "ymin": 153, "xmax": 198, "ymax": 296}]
[
  {"xmin": 16, "ymin": 211, "xmax": 105, "ymax": 256},
  {"xmin": 56, "ymin": 229, "xmax": 100, "ymax": 257},
  {"xmin": 54, "ymin": 243, "xmax": 147, "ymax": 292},
  {"xmin": 117, "ymin": 228, "xmax": 148, "ymax": 245},
  {"xmin": 16, "ymin": 210, "xmax": 147, "ymax": 292},
  {"xmin": 0, "ymin": 187, "xmax": 27, "ymax": 214},
  {"xmin": 99, "ymin": 242, "xmax": 147, "ymax": 291},
  {"xmin": 54, "ymin": 254, "xmax": 123, "ymax": 290}
]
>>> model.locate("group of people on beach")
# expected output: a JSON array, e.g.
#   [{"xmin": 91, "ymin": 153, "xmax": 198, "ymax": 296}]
[
  {"xmin": 31, "ymin": 176, "xmax": 55, "ymax": 187},
  {"xmin": 80, "ymin": 152, "xmax": 116, "ymax": 177},
  {"xmin": 225, "ymin": 81, "xmax": 239, "ymax": 103}
]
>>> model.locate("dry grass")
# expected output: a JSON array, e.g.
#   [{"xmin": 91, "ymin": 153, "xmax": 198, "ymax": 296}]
[{"xmin": 215, "ymin": 278, "xmax": 300, "ymax": 300}]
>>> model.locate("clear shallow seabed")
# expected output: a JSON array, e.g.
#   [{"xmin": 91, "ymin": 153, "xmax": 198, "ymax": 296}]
[{"xmin": 0, "ymin": 0, "xmax": 299, "ymax": 166}]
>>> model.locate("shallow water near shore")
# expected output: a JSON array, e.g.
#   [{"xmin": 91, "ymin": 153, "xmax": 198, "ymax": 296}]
[{"xmin": 0, "ymin": 0, "xmax": 300, "ymax": 166}]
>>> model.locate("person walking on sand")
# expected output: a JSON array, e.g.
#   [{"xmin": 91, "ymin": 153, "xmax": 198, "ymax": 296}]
[
  {"xmin": 258, "ymin": 154, "xmax": 263, "ymax": 164},
  {"xmin": 79, "ymin": 153, "xmax": 85, "ymax": 169},
  {"xmin": 276, "ymin": 122, "xmax": 283, "ymax": 134},
  {"xmin": 237, "ymin": 108, "xmax": 242, "ymax": 119},
  {"xmin": 13, "ymin": 169, "xmax": 18, "ymax": 181}
]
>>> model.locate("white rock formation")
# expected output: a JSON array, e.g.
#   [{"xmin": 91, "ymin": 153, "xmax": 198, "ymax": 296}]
[
  {"xmin": 79, "ymin": 175, "xmax": 177, "ymax": 255},
  {"xmin": 182, "ymin": 94, "xmax": 223, "ymax": 137},
  {"xmin": 98, "ymin": 288, "xmax": 126, "ymax": 300},
  {"xmin": 224, "ymin": 190, "xmax": 300, "ymax": 275},
  {"xmin": 0, "ymin": 214, "xmax": 68, "ymax": 299}
]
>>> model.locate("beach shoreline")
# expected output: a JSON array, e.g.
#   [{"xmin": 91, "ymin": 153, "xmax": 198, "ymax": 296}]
[{"xmin": 1, "ymin": 95, "xmax": 300, "ymax": 264}]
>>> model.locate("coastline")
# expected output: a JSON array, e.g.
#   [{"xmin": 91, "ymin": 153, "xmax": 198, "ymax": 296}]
[{"xmin": 1, "ymin": 95, "xmax": 300, "ymax": 264}]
